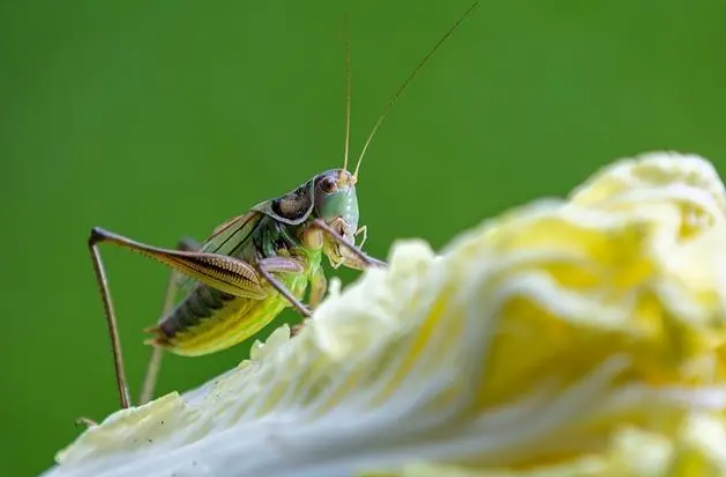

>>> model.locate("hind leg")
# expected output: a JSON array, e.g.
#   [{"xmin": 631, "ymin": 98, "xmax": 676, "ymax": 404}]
[{"xmin": 138, "ymin": 237, "xmax": 201, "ymax": 405}]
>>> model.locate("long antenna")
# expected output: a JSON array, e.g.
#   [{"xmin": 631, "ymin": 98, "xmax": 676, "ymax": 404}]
[
  {"xmin": 353, "ymin": 2, "xmax": 479, "ymax": 180},
  {"xmin": 342, "ymin": 13, "xmax": 352, "ymax": 172}
]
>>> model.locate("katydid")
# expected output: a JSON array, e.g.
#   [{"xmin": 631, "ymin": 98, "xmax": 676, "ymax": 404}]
[{"xmin": 87, "ymin": 3, "xmax": 478, "ymax": 411}]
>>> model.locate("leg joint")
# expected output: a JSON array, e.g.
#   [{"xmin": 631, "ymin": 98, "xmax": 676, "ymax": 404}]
[{"xmin": 88, "ymin": 226, "xmax": 109, "ymax": 246}]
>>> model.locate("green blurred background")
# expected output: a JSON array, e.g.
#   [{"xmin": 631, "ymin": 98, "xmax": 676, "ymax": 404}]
[{"xmin": 1, "ymin": 0, "xmax": 725, "ymax": 475}]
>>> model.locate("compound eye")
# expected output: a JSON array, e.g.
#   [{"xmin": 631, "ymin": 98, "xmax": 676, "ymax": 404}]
[{"xmin": 320, "ymin": 176, "xmax": 338, "ymax": 193}]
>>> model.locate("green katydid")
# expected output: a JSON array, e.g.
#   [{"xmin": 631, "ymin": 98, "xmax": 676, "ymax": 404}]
[{"xmin": 87, "ymin": 2, "xmax": 478, "ymax": 412}]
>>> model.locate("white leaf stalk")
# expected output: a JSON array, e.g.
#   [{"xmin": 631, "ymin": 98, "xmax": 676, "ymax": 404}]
[{"xmin": 42, "ymin": 152, "xmax": 726, "ymax": 477}]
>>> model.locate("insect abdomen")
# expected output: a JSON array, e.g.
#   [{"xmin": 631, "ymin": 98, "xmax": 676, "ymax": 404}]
[
  {"xmin": 146, "ymin": 216, "xmax": 320, "ymax": 356},
  {"xmin": 160, "ymin": 285, "xmax": 235, "ymax": 337},
  {"xmin": 146, "ymin": 271, "xmax": 311, "ymax": 357}
]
